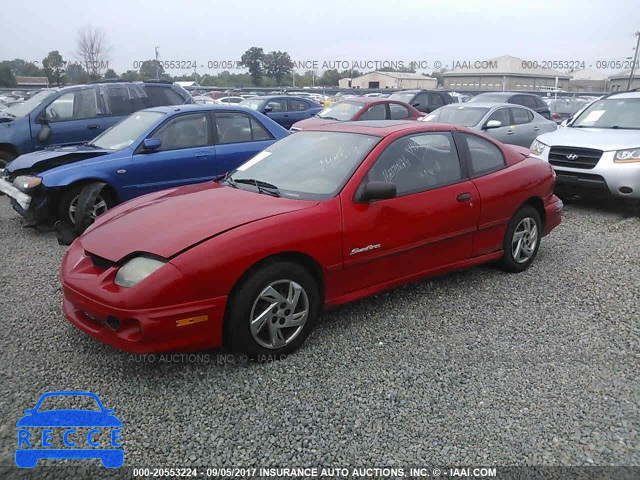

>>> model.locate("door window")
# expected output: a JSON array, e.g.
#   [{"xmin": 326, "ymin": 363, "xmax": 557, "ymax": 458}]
[
  {"xmin": 265, "ymin": 99, "xmax": 287, "ymax": 112},
  {"xmin": 389, "ymin": 103, "xmax": 410, "ymax": 119},
  {"xmin": 216, "ymin": 112, "xmax": 271, "ymax": 144},
  {"xmin": 428, "ymin": 93, "xmax": 445, "ymax": 108},
  {"xmin": 151, "ymin": 113, "xmax": 209, "ymax": 151},
  {"xmin": 487, "ymin": 108, "xmax": 510, "ymax": 126},
  {"xmin": 46, "ymin": 89, "xmax": 100, "ymax": 121},
  {"xmin": 511, "ymin": 107, "xmax": 533, "ymax": 125},
  {"xmin": 287, "ymin": 99, "xmax": 309, "ymax": 111},
  {"xmin": 359, "ymin": 104, "xmax": 387, "ymax": 120},
  {"xmin": 463, "ymin": 134, "xmax": 505, "ymax": 176},
  {"xmin": 366, "ymin": 132, "xmax": 462, "ymax": 196}
]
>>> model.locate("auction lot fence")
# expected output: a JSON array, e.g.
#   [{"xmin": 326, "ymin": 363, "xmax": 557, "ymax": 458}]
[{"xmin": 0, "ymin": 465, "xmax": 638, "ymax": 479}]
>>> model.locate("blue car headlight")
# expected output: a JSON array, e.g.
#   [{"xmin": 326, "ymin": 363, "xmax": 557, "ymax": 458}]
[
  {"xmin": 14, "ymin": 175, "xmax": 42, "ymax": 191},
  {"xmin": 115, "ymin": 256, "xmax": 167, "ymax": 288}
]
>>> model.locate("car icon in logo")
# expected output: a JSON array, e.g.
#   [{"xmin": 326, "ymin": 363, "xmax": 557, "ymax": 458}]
[
  {"xmin": 566, "ymin": 153, "xmax": 579, "ymax": 160},
  {"xmin": 15, "ymin": 391, "xmax": 123, "ymax": 468}
]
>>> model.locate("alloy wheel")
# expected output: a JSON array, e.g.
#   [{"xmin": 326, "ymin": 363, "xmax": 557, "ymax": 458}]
[{"xmin": 511, "ymin": 217, "xmax": 538, "ymax": 264}]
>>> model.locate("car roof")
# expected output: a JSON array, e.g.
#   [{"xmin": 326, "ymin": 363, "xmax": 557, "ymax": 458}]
[
  {"xmin": 391, "ymin": 89, "xmax": 440, "ymax": 94},
  {"xmin": 606, "ymin": 91, "xmax": 640, "ymax": 100},
  {"xmin": 251, "ymin": 95, "xmax": 316, "ymax": 102},
  {"xmin": 57, "ymin": 81, "xmax": 174, "ymax": 92},
  {"xmin": 306, "ymin": 120, "xmax": 455, "ymax": 136},
  {"xmin": 334, "ymin": 97, "xmax": 400, "ymax": 105}
]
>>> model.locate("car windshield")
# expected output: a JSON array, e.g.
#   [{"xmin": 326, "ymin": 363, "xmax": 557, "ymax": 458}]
[
  {"xmin": 239, "ymin": 98, "xmax": 263, "ymax": 110},
  {"xmin": 1, "ymin": 89, "xmax": 56, "ymax": 117},
  {"xmin": 549, "ymin": 99, "xmax": 589, "ymax": 115},
  {"xmin": 37, "ymin": 395, "xmax": 101, "ymax": 412},
  {"xmin": 571, "ymin": 98, "xmax": 640, "ymax": 129},
  {"xmin": 227, "ymin": 131, "xmax": 381, "ymax": 200},
  {"xmin": 317, "ymin": 101, "xmax": 364, "ymax": 120},
  {"xmin": 90, "ymin": 111, "xmax": 165, "ymax": 150},
  {"xmin": 389, "ymin": 92, "xmax": 415, "ymax": 103},
  {"xmin": 428, "ymin": 105, "xmax": 489, "ymax": 127}
]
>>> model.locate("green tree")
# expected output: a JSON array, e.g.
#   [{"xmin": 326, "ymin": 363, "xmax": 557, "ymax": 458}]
[
  {"xmin": 5, "ymin": 59, "xmax": 45, "ymax": 77},
  {"xmin": 139, "ymin": 60, "xmax": 164, "ymax": 79},
  {"xmin": 104, "ymin": 68, "xmax": 118, "ymax": 79},
  {"xmin": 239, "ymin": 47, "xmax": 265, "ymax": 86},
  {"xmin": 65, "ymin": 63, "xmax": 90, "ymax": 84},
  {"xmin": 429, "ymin": 68, "xmax": 447, "ymax": 87},
  {"xmin": 318, "ymin": 69, "xmax": 341, "ymax": 86},
  {"xmin": 264, "ymin": 51, "xmax": 293, "ymax": 86},
  {"xmin": 0, "ymin": 62, "xmax": 17, "ymax": 87},
  {"xmin": 42, "ymin": 51, "xmax": 66, "ymax": 86},
  {"xmin": 120, "ymin": 70, "xmax": 142, "ymax": 81}
]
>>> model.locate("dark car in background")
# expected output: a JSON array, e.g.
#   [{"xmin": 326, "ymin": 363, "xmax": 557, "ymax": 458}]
[
  {"xmin": 546, "ymin": 97, "xmax": 592, "ymax": 124},
  {"xmin": 388, "ymin": 89, "xmax": 455, "ymax": 113},
  {"xmin": 468, "ymin": 92, "xmax": 551, "ymax": 120},
  {"xmin": 0, "ymin": 81, "xmax": 193, "ymax": 167},
  {"xmin": 290, "ymin": 97, "xmax": 423, "ymax": 131},
  {"xmin": 239, "ymin": 95, "xmax": 323, "ymax": 129}
]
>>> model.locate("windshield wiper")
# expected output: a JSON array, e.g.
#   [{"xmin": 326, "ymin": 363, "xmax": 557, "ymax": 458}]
[
  {"xmin": 233, "ymin": 178, "xmax": 281, "ymax": 197},
  {"xmin": 84, "ymin": 142, "xmax": 99, "ymax": 148},
  {"xmin": 319, "ymin": 115, "xmax": 339, "ymax": 120}
]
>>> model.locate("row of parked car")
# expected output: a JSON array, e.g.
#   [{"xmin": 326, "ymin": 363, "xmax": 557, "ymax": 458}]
[{"xmin": 1, "ymin": 78, "xmax": 637, "ymax": 358}]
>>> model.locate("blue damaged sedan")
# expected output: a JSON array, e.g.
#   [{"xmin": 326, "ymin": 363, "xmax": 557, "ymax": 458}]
[{"xmin": 0, "ymin": 105, "xmax": 288, "ymax": 235}]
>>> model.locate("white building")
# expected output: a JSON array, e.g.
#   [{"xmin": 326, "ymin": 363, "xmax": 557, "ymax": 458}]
[{"xmin": 349, "ymin": 71, "xmax": 437, "ymax": 90}]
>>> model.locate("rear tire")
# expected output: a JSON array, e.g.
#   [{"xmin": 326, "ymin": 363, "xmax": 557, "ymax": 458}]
[
  {"xmin": 224, "ymin": 261, "xmax": 320, "ymax": 359},
  {"xmin": 498, "ymin": 206, "xmax": 542, "ymax": 273}
]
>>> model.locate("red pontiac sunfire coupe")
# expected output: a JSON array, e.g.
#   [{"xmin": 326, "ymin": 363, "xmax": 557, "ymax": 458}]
[{"xmin": 61, "ymin": 120, "xmax": 563, "ymax": 357}]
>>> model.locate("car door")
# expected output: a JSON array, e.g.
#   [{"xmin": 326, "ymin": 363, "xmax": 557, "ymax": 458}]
[
  {"xmin": 340, "ymin": 131, "xmax": 480, "ymax": 292},
  {"xmin": 213, "ymin": 111, "xmax": 276, "ymax": 174},
  {"xmin": 262, "ymin": 98, "xmax": 289, "ymax": 127},
  {"xmin": 33, "ymin": 87, "xmax": 108, "ymax": 149},
  {"xmin": 286, "ymin": 99, "xmax": 314, "ymax": 126},
  {"xmin": 508, "ymin": 107, "xmax": 537, "ymax": 147},
  {"xmin": 482, "ymin": 107, "xmax": 513, "ymax": 144},
  {"xmin": 127, "ymin": 111, "xmax": 214, "ymax": 198}
]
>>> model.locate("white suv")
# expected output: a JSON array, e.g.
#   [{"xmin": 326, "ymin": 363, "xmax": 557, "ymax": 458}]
[{"xmin": 529, "ymin": 91, "xmax": 640, "ymax": 212}]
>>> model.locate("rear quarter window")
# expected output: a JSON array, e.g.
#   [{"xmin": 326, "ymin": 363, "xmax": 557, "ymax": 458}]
[{"xmin": 144, "ymin": 86, "xmax": 186, "ymax": 107}]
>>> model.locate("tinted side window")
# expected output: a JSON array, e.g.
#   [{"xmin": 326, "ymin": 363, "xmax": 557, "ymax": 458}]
[
  {"xmin": 144, "ymin": 86, "xmax": 185, "ymax": 107},
  {"xmin": 511, "ymin": 108, "xmax": 532, "ymax": 125},
  {"xmin": 360, "ymin": 104, "xmax": 387, "ymax": 120},
  {"xmin": 105, "ymin": 85, "xmax": 134, "ymax": 115},
  {"xmin": 367, "ymin": 132, "xmax": 462, "ymax": 196},
  {"xmin": 215, "ymin": 113, "xmax": 253, "ymax": 144},
  {"xmin": 428, "ymin": 93, "xmax": 444, "ymax": 107},
  {"xmin": 389, "ymin": 103, "xmax": 410, "ymax": 119},
  {"xmin": 288, "ymin": 99, "xmax": 309, "ymax": 111},
  {"xmin": 250, "ymin": 117, "xmax": 273, "ymax": 141},
  {"xmin": 151, "ymin": 113, "xmax": 209, "ymax": 151},
  {"xmin": 413, "ymin": 93, "xmax": 428, "ymax": 107},
  {"xmin": 463, "ymin": 134, "xmax": 505, "ymax": 176},
  {"xmin": 512, "ymin": 95, "xmax": 536, "ymax": 109}
]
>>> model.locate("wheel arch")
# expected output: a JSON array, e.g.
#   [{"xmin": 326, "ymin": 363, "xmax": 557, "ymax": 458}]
[
  {"xmin": 59, "ymin": 178, "xmax": 120, "ymax": 204},
  {"xmin": 520, "ymin": 196, "xmax": 545, "ymax": 228}
]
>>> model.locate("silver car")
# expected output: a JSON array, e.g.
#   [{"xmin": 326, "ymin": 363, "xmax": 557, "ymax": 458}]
[
  {"xmin": 530, "ymin": 91, "xmax": 640, "ymax": 208},
  {"xmin": 421, "ymin": 102, "xmax": 557, "ymax": 147}
]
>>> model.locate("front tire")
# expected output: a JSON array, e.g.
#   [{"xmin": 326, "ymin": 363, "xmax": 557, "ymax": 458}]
[
  {"xmin": 498, "ymin": 206, "xmax": 542, "ymax": 273},
  {"xmin": 224, "ymin": 261, "xmax": 320, "ymax": 358},
  {"xmin": 57, "ymin": 183, "xmax": 114, "ymax": 231}
]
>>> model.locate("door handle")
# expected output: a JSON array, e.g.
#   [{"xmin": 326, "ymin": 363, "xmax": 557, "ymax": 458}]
[
  {"xmin": 87, "ymin": 124, "xmax": 99, "ymax": 130},
  {"xmin": 195, "ymin": 152, "xmax": 208, "ymax": 158},
  {"xmin": 533, "ymin": 126, "xmax": 540, "ymax": 131},
  {"xmin": 456, "ymin": 192, "xmax": 472, "ymax": 202},
  {"xmin": 283, "ymin": 114, "xmax": 289, "ymax": 117},
  {"xmin": 507, "ymin": 129, "xmax": 514, "ymax": 134}
]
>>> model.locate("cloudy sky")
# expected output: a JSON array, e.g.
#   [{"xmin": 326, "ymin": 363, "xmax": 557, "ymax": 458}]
[{"xmin": 1, "ymin": 0, "xmax": 638, "ymax": 74}]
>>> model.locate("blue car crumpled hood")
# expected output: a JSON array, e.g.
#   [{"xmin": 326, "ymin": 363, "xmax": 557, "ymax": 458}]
[{"xmin": 6, "ymin": 145, "xmax": 113, "ymax": 175}]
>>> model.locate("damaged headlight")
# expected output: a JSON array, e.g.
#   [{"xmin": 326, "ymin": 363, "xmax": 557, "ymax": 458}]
[
  {"xmin": 14, "ymin": 175, "xmax": 42, "ymax": 191},
  {"xmin": 114, "ymin": 256, "xmax": 167, "ymax": 288}
]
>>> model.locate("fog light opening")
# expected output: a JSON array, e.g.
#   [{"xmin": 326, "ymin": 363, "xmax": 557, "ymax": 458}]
[
  {"xmin": 106, "ymin": 316, "xmax": 120, "ymax": 330},
  {"xmin": 619, "ymin": 186, "xmax": 633, "ymax": 195}
]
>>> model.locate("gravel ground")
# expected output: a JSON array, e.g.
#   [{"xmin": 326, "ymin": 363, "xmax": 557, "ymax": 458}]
[{"xmin": 0, "ymin": 197, "xmax": 638, "ymax": 476}]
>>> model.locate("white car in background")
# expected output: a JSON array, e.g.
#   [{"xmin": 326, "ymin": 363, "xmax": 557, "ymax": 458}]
[
  {"xmin": 215, "ymin": 96, "xmax": 245, "ymax": 105},
  {"xmin": 530, "ymin": 91, "xmax": 640, "ymax": 214}
]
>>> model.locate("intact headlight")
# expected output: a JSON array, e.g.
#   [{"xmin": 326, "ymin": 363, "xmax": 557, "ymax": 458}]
[
  {"xmin": 14, "ymin": 175, "xmax": 42, "ymax": 190},
  {"xmin": 114, "ymin": 256, "xmax": 167, "ymax": 288},
  {"xmin": 530, "ymin": 139, "xmax": 548, "ymax": 156},
  {"xmin": 614, "ymin": 148, "xmax": 640, "ymax": 163}
]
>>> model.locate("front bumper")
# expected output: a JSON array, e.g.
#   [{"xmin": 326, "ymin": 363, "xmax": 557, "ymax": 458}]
[
  {"xmin": 535, "ymin": 149, "xmax": 640, "ymax": 199},
  {"xmin": 0, "ymin": 177, "xmax": 31, "ymax": 210},
  {"xmin": 543, "ymin": 194, "xmax": 563, "ymax": 236},
  {"xmin": 61, "ymin": 241, "xmax": 228, "ymax": 353}
]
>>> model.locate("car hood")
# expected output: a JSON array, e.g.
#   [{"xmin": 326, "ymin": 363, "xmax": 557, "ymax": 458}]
[
  {"xmin": 16, "ymin": 410, "xmax": 123, "ymax": 427},
  {"xmin": 6, "ymin": 146, "xmax": 113, "ymax": 175},
  {"xmin": 536, "ymin": 127, "xmax": 640, "ymax": 151},
  {"xmin": 80, "ymin": 182, "xmax": 319, "ymax": 261},
  {"xmin": 292, "ymin": 117, "xmax": 339, "ymax": 130}
]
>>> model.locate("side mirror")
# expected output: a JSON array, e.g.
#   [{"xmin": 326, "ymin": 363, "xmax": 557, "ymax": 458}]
[
  {"xmin": 484, "ymin": 120, "xmax": 502, "ymax": 130},
  {"xmin": 358, "ymin": 181, "xmax": 397, "ymax": 202},
  {"xmin": 142, "ymin": 138, "xmax": 161, "ymax": 152},
  {"xmin": 38, "ymin": 124, "xmax": 51, "ymax": 143},
  {"xmin": 262, "ymin": 106, "xmax": 273, "ymax": 114}
]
